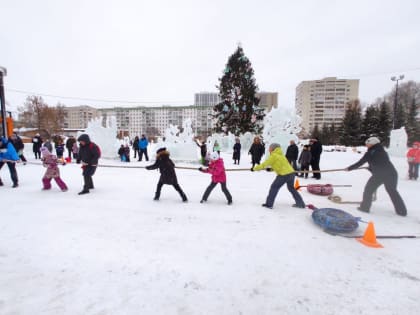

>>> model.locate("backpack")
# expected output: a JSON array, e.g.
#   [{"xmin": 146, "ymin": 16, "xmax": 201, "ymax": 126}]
[{"xmin": 89, "ymin": 142, "xmax": 101, "ymax": 159}]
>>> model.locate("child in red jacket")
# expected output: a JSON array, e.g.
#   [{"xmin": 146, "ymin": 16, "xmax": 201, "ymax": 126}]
[
  {"xmin": 199, "ymin": 152, "xmax": 232, "ymax": 205},
  {"xmin": 407, "ymin": 141, "xmax": 420, "ymax": 180}
]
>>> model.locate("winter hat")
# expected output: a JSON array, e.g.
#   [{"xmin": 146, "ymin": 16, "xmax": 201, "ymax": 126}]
[
  {"xmin": 77, "ymin": 134, "xmax": 91, "ymax": 143},
  {"xmin": 210, "ymin": 152, "xmax": 219, "ymax": 160},
  {"xmin": 365, "ymin": 137, "xmax": 380, "ymax": 146},
  {"xmin": 156, "ymin": 147, "xmax": 166, "ymax": 154},
  {"xmin": 269, "ymin": 143, "xmax": 281, "ymax": 151}
]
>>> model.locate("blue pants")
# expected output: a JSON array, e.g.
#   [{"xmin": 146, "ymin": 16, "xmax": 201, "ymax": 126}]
[{"xmin": 265, "ymin": 173, "xmax": 305, "ymax": 208}]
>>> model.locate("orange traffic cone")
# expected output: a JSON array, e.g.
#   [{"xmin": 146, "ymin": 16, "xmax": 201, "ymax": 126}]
[
  {"xmin": 357, "ymin": 221, "xmax": 383, "ymax": 248},
  {"xmin": 294, "ymin": 178, "xmax": 300, "ymax": 190}
]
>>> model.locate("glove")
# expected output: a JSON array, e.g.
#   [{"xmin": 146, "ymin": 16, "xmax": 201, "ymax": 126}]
[
  {"xmin": 266, "ymin": 168, "xmax": 272, "ymax": 172},
  {"xmin": 250, "ymin": 167, "xmax": 254, "ymax": 172},
  {"xmin": 198, "ymin": 167, "xmax": 203, "ymax": 171}
]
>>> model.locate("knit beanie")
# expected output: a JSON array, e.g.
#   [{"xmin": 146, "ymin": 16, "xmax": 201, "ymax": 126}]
[{"xmin": 365, "ymin": 137, "xmax": 380, "ymax": 146}]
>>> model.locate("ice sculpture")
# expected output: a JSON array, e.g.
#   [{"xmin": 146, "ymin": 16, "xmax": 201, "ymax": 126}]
[
  {"xmin": 262, "ymin": 108, "xmax": 302, "ymax": 153},
  {"xmin": 388, "ymin": 127, "xmax": 408, "ymax": 157},
  {"xmin": 153, "ymin": 119, "xmax": 199, "ymax": 161},
  {"xmin": 78, "ymin": 116, "xmax": 120, "ymax": 159}
]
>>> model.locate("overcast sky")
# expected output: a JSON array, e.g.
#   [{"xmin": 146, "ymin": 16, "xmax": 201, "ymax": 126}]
[{"xmin": 1, "ymin": 0, "xmax": 420, "ymax": 111}]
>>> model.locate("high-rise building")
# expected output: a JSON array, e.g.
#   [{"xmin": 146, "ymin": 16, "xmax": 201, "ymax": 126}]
[
  {"xmin": 295, "ymin": 77, "xmax": 359, "ymax": 134},
  {"xmin": 194, "ymin": 92, "xmax": 220, "ymax": 107}
]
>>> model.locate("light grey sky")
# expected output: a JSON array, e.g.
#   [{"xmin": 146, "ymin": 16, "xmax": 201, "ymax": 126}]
[{"xmin": 1, "ymin": 0, "xmax": 420, "ymax": 111}]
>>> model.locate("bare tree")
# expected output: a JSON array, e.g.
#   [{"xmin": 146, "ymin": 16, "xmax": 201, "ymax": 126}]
[
  {"xmin": 18, "ymin": 96, "xmax": 66, "ymax": 135},
  {"xmin": 18, "ymin": 95, "xmax": 48, "ymax": 130}
]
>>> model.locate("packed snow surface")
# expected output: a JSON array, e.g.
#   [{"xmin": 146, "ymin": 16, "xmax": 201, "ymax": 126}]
[{"xmin": 1, "ymin": 148, "xmax": 419, "ymax": 315}]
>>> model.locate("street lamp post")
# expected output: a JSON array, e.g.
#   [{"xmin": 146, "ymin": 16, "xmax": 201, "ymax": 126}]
[
  {"xmin": 0, "ymin": 66, "xmax": 8, "ymax": 138},
  {"xmin": 390, "ymin": 74, "xmax": 404, "ymax": 129}
]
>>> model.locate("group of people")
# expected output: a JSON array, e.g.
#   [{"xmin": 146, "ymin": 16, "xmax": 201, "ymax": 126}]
[
  {"xmin": 196, "ymin": 136, "xmax": 266, "ymax": 167},
  {"xmin": 142, "ymin": 137, "xmax": 314, "ymax": 211},
  {"xmin": 146, "ymin": 135, "xmax": 411, "ymax": 217},
  {"xmin": 32, "ymin": 133, "xmax": 80, "ymax": 162},
  {"xmin": 0, "ymin": 133, "xmax": 100, "ymax": 195},
  {"xmin": 1, "ymin": 131, "xmax": 417, "ymax": 217},
  {"xmin": 117, "ymin": 135, "xmax": 150, "ymax": 163},
  {"xmin": 285, "ymin": 138, "xmax": 323, "ymax": 180}
]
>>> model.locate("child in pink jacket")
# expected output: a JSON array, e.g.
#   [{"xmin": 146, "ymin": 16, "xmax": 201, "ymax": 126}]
[
  {"xmin": 40, "ymin": 146, "xmax": 68, "ymax": 191},
  {"xmin": 199, "ymin": 152, "xmax": 232, "ymax": 205}
]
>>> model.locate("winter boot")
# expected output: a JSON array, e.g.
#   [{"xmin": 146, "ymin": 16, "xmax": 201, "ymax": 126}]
[{"xmin": 181, "ymin": 192, "xmax": 188, "ymax": 202}]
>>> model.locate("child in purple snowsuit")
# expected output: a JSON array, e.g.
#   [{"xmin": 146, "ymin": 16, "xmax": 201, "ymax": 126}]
[{"xmin": 40, "ymin": 146, "xmax": 68, "ymax": 191}]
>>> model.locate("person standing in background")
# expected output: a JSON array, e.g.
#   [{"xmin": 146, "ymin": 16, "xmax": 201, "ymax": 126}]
[
  {"xmin": 32, "ymin": 133, "xmax": 42, "ymax": 159},
  {"xmin": 309, "ymin": 137, "xmax": 322, "ymax": 180},
  {"xmin": 285, "ymin": 140, "xmax": 299, "ymax": 170},
  {"xmin": 248, "ymin": 136, "xmax": 265, "ymax": 168},
  {"xmin": 138, "ymin": 134, "xmax": 149, "ymax": 161},
  {"xmin": 132, "ymin": 136, "xmax": 140, "ymax": 160},
  {"xmin": 232, "ymin": 138, "xmax": 241, "ymax": 165},
  {"xmin": 66, "ymin": 136, "xmax": 76, "ymax": 159},
  {"xmin": 406, "ymin": 141, "xmax": 420, "ymax": 180}
]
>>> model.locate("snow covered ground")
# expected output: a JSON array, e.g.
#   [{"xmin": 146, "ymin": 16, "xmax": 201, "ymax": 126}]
[{"xmin": 1, "ymin": 147, "xmax": 419, "ymax": 315}]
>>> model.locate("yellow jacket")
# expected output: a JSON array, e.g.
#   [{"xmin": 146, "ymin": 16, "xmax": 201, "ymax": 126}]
[{"xmin": 253, "ymin": 147, "xmax": 295, "ymax": 176}]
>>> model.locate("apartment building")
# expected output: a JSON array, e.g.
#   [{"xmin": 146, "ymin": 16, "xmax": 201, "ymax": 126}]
[
  {"xmin": 195, "ymin": 91, "xmax": 277, "ymax": 111},
  {"xmin": 194, "ymin": 92, "xmax": 221, "ymax": 107},
  {"xmin": 295, "ymin": 77, "xmax": 359, "ymax": 134},
  {"xmin": 98, "ymin": 105, "xmax": 214, "ymax": 138},
  {"xmin": 63, "ymin": 105, "xmax": 99, "ymax": 129},
  {"xmin": 257, "ymin": 92, "xmax": 278, "ymax": 111}
]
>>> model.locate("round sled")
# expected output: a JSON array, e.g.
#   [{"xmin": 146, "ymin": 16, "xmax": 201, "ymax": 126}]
[
  {"xmin": 312, "ymin": 207, "xmax": 359, "ymax": 233},
  {"xmin": 307, "ymin": 184, "xmax": 334, "ymax": 196}
]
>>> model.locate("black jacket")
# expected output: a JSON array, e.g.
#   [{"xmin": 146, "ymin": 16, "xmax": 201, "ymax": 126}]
[
  {"xmin": 32, "ymin": 136, "xmax": 42, "ymax": 152},
  {"xmin": 146, "ymin": 150, "xmax": 178, "ymax": 185},
  {"xmin": 286, "ymin": 144, "xmax": 299, "ymax": 161},
  {"xmin": 249, "ymin": 143, "xmax": 265, "ymax": 160},
  {"xmin": 310, "ymin": 141, "xmax": 322, "ymax": 160},
  {"xmin": 196, "ymin": 141, "xmax": 207, "ymax": 158},
  {"xmin": 348, "ymin": 143, "xmax": 397, "ymax": 178},
  {"xmin": 10, "ymin": 136, "xmax": 24, "ymax": 152},
  {"xmin": 233, "ymin": 143, "xmax": 241, "ymax": 160},
  {"xmin": 77, "ymin": 134, "xmax": 100, "ymax": 166},
  {"xmin": 66, "ymin": 137, "xmax": 76, "ymax": 150}
]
